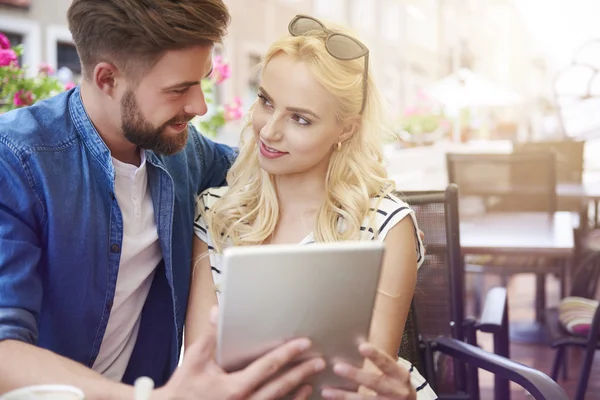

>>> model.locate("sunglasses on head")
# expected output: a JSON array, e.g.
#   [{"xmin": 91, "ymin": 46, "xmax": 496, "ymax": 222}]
[{"xmin": 288, "ymin": 14, "xmax": 369, "ymax": 115}]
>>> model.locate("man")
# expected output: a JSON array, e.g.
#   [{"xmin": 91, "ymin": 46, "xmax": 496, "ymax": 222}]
[
  {"xmin": 0, "ymin": 0, "xmax": 322, "ymax": 398},
  {"xmin": 0, "ymin": 1, "xmax": 418, "ymax": 399}
]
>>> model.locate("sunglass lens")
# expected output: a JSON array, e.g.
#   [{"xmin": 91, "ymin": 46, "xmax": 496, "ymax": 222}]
[
  {"xmin": 290, "ymin": 17, "xmax": 324, "ymax": 35},
  {"xmin": 327, "ymin": 34, "xmax": 367, "ymax": 60}
]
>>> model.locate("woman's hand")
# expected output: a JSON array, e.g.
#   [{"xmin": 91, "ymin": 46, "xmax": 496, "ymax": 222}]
[{"xmin": 321, "ymin": 343, "xmax": 416, "ymax": 400}]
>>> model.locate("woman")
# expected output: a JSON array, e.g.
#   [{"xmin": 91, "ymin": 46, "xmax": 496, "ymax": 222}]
[{"xmin": 186, "ymin": 14, "xmax": 437, "ymax": 400}]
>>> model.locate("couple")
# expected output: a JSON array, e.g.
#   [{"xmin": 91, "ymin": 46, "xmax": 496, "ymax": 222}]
[{"xmin": 0, "ymin": 1, "xmax": 435, "ymax": 400}]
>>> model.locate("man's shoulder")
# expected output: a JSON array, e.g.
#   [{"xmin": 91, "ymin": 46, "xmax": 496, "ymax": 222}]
[{"xmin": 0, "ymin": 91, "xmax": 77, "ymax": 155}]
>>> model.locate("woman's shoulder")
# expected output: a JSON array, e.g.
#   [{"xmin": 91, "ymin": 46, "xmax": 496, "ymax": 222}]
[
  {"xmin": 197, "ymin": 186, "xmax": 230, "ymax": 210},
  {"xmin": 368, "ymin": 191, "xmax": 412, "ymax": 216},
  {"xmin": 362, "ymin": 190, "xmax": 417, "ymax": 240}
]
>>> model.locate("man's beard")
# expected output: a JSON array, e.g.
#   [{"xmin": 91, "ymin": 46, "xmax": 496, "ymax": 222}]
[{"xmin": 120, "ymin": 89, "xmax": 193, "ymax": 155}]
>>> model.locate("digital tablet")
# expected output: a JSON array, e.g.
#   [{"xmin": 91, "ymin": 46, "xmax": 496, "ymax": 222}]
[{"xmin": 216, "ymin": 241, "xmax": 385, "ymax": 397}]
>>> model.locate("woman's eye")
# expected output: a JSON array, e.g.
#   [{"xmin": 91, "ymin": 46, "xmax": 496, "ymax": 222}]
[
  {"xmin": 292, "ymin": 114, "xmax": 311, "ymax": 126},
  {"xmin": 257, "ymin": 93, "xmax": 272, "ymax": 107}
]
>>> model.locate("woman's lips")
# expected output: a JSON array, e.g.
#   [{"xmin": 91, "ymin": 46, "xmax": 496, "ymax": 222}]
[{"xmin": 259, "ymin": 141, "xmax": 288, "ymax": 159}]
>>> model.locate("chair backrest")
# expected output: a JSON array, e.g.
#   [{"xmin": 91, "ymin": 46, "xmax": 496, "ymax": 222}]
[
  {"xmin": 446, "ymin": 152, "xmax": 557, "ymax": 214},
  {"xmin": 513, "ymin": 140, "xmax": 584, "ymax": 184},
  {"xmin": 396, "ymin": 184, "xmax": 466, "ymax": 394},
  {"xmin": 570, "ymin": 239, "xmax": 600, "ymax": 299},
  {"xmin": 513, "ymin": 140, "xmax": 584, "ymax": 212}
]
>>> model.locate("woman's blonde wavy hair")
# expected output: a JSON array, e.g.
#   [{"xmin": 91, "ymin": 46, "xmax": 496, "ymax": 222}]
[{"xmin": 205, "ymin": 22, "xmax": 396, "ymax": 252}]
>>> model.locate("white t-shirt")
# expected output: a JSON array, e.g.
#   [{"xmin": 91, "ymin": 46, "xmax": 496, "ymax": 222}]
[{"xmin": 92, "ymin": 153, "xmax": 162, "ymax": 381}]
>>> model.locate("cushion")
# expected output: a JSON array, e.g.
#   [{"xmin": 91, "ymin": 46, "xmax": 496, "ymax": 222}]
[{"xmin": 558, "ymin": 296, "xmax": 600, "ymax": 337}]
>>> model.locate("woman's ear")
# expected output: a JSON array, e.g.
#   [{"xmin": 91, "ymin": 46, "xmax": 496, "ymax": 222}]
[{"xmin": 338, "ymin": 117, "xmax": 360, "ymax": 144}]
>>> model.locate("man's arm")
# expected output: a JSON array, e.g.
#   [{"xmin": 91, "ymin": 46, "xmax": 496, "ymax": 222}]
[
  {"xmin": 189, "ymin": 124, "xmax": 238, "ymax": 192},
  {"xmin": 0, "ymin": 340, "xmax": 133, "ymax": 399},
  {"xmin": 0, "ymin": 143, "xmax": 130, "ymax": 399}
]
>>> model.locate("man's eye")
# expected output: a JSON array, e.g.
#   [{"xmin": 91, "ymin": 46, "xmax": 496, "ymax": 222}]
[{"xmin": 173, "ymin": 87, "xmax": 190, "ymax": 95}]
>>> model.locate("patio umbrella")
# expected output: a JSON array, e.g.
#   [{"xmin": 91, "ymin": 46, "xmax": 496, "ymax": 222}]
[
  {"xmin": 423, "ymin": 68, "xmax": 523, "ymax": 142},
  {"xmin": 424, "ymin": 68, "xmax": 523, "ymax": 109},
  {"xmin": 554, "ymin": 39, "xmax": 600, "ymax": 140}
]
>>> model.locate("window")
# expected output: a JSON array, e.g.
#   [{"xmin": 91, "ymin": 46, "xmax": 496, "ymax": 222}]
[
  {"xmin": 0, "ymin": 0, "xmax": 30, "ymax": 8},
  {"xmin": 1, "ymin": 30, "xmax": 22, "ymax": 46},
  {"xmin": 245, "ymin": 53, "xmax": 262, "ymax": 110},
  {"xmin": 381, "ymin": 66, "xmax": 401, "ymax": 114},
  {"xmin": 381, "ymin": 0, "xmax": 401, "ymax": 42},
  {"xmin": 0, "ymin": 30, "xmax": 23, "ymax": 65},
  {"xmin": 56, "ymin": 41, "xmax": 81, "ymax": 75},
  {"xmin": 204, "ymin": 46, "xmax": 225, "ymax": 118},
  {"xmin": 313, "ymin": 0, "xmax": 345, "ymax": 22},
  {"xmin": 0, "ymin": 16, "xmax": 41, "ymax": 77},
  {"xmin": 350, "ymin": 0, "xmax": 375, "ymax": 34}
]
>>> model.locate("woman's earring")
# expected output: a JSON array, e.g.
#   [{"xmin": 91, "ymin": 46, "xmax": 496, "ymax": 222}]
[{"xmin": 337, "ymin": 141, "xmax": 342, "ymax": 151}]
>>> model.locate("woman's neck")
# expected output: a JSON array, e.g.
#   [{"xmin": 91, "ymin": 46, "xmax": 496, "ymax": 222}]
[
  {"xmin": 263, "ymin": 173, "xmax": 325, "ymax": 245},
  {"xmin": 274, "ymin": 173, "xmax": 325, "ymax": 215}
]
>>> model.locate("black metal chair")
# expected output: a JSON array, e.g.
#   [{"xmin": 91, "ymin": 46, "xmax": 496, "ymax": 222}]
[
  {"xmin": 512, "ymin": 140, "xmax": 584, "ymax": 185},
  {"xmin": 446, "ymin": 152, "xmax": 557, "ymax": 215},
  {"xmin": 544, "ymin": 230, "xmax": 600, "ymax": 400},
  {"xmin": 513, "ymin": 140, "xmax": 587, "ymax": 225},
  {"xmin": 445, "ymin": 152, "xmax": 565, "ymax": 323},
  {"xmin": 396, "ymin": 185, "xmax": 568, "ymax": 400}
]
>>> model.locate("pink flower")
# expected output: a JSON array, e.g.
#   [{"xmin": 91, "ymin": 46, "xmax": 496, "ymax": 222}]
[
  {"xmin": 64, "ymin": 82, "xmax": 77, "ymax": 90},
  {"xmin": 13, "ymin": 90, "xmax": 34, "ymax": 107},
  {"xmin": 416, "ymin": 90, "xmax": 429, "ymax": 101},
  {"xmin": 404, "ymin": 107, "xmax": 417, "ymax": 116},
  {"xmin": 0, "ymin": 49, "xmax": 18, "ymax": 67},
  {"xmin": 38, "ymin": 63, "xmax": 55, "ymax": 76},
  {"xmin": 0, "ymin": 33, "xmax": 10, "ymax": 50},
  {"xmin": 224, "ymin": 96, "xmax": 243, "ymax": 121},
  {"xmin": 211, "ymin": 55, "xmax": 231, "ymax": 84}
]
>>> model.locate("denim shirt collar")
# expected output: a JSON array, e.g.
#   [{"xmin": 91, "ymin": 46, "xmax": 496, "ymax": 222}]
[
  {"xmin": 68, "ymin": 86, "xmax": 166, "ymax": 175},
  {"xmin": 68, "ymin": 87, "xmax": 117, "ymax": 178}
]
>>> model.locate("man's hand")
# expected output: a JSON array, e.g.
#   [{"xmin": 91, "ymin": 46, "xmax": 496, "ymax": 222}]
[
  {"xmin": 321, "ymin": 343, "xmax": 416, "ymax": 400},
  {"xmin": 154, "ymin": 307, "xmax": 324, "ymax": 400}
]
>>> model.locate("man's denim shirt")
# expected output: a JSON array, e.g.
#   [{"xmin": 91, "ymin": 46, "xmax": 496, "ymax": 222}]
[{"xmin": 0, "ymin": 88, "xmax": 235, "ymax": 385}]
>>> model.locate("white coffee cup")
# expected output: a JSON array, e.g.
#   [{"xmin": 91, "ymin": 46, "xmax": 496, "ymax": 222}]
[{"xmin": 0, "ymin": 385, "xmax": 85, "ymax": 400}]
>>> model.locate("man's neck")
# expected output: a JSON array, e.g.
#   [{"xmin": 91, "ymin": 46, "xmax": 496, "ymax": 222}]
[{"xmin": 80, "ymin": 83, "xmax": 141, "ymax": 166}]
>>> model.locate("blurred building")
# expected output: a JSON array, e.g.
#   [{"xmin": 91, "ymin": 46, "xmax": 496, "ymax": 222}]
[
  {"xmin": 0, "ymin": 0, "xmax": 549, "ymax": 138},
  {"xmin": 0, "ymin": 0, "xmax": 79, "ymax": 78},
  {"xmin": 221, "ymin": 0, "xmax": 450, "ymax": 120}
]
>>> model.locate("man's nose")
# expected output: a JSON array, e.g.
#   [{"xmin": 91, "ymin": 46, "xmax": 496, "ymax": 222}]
[{"xmin": 184, "ymin": 86, "xmax": 208, "ymax": 117}]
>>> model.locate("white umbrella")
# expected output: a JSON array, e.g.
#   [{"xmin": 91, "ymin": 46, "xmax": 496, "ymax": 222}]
[
  {"xmin": 425, "ymin": 68, "xmax": 522, "ymax": 109},
  {"xmin": 554, "ymin": 40, "xmax": 600, "ymax": 140}
]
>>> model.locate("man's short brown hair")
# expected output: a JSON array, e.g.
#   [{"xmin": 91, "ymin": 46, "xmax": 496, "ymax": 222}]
[{"xmin": 67, "ymin": 0, "xmax": 230, "ymax": 80}]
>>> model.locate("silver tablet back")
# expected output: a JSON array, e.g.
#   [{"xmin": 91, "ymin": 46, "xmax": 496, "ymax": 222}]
[{"xmin": 216, "ymin": 241, "xmax": 385, "ymax": 398}]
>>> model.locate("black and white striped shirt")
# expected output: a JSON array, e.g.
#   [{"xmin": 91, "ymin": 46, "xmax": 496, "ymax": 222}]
[
  {"xmin": 194, "ymin": 186, "xmax": 425, "ymax": 281},
  {"xmin": 193, "ymin": 186, "xmax": 436, "ymax": 399}
]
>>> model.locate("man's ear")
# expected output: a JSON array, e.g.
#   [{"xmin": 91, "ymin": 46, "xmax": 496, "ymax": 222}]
[
  {"xmin": 338, "ymin": 117, "xmax": 360, "ymax": 144},
  {"xmin": 92, "ymin": 62, "xmax": 123, "ymax": 98}
]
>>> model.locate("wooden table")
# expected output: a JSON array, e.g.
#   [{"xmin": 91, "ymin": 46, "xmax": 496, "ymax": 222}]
[
  {"xmin": 396, "ymin": 174, "xmax": 600, "ymax": 200},
  {"xmin": 460, "ymin": 212, "xmax": 575, "ymax": 257},
  {"xmin": 460, "ymin": 211, "xmax": 576, "ymax": 344},
  {"xmin": 557, "ymin": 182, "xmax": 600, "ymax": 201},
  {"xmin": 557, "ymin": 182, "xmax": 600, "ymax": 229}
]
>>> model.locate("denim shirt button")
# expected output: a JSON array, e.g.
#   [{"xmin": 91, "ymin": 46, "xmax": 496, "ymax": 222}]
[
  {"xmin": 110, "ymin": 244, "xmax": 120, "ymax": 253},
  {"xmin": 109, "ymin": 192, "xmax": 115, "ymax": 200}
]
